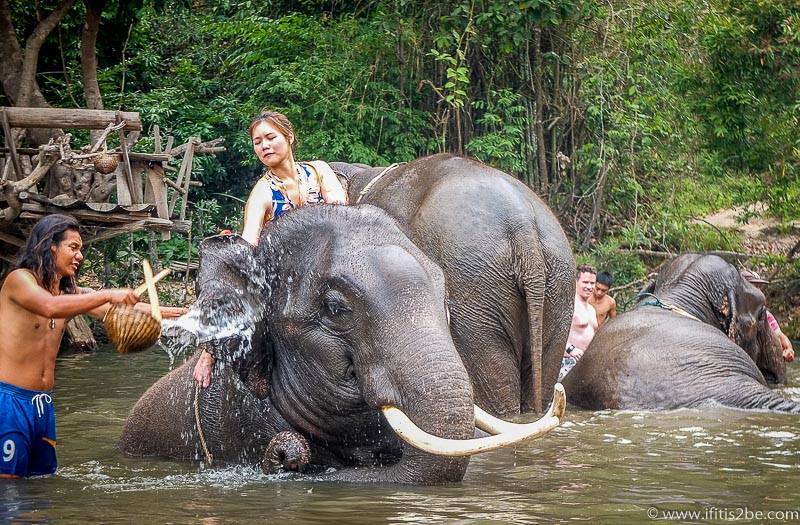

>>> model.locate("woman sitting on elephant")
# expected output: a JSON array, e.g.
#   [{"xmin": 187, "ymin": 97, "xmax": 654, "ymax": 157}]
[{"xmin": 193, "ymin": 109, "xmax": 348, "ymax": 387}]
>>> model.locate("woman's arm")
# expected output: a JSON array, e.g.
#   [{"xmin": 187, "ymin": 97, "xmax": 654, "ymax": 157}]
[
  {"xmin": 241, "ymin": 179, "xmax": 273, "ymax": 246},
  {"xmin": 309, "ymin": 160, "xmax": 348, "ymax": 204}
]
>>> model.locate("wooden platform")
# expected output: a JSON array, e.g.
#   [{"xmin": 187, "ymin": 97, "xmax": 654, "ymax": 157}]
[{"xmin": 0, "ymin": 106, "xmax": 224, "ymax": 261}]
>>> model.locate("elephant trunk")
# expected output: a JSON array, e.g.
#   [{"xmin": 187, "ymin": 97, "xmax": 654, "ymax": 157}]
[
  {"xmin": 323, "ymin": 335, "xmax": 476, "ymax": 484},
  {"xmin": 385, "ymin": 384, "xmax": 475, "ymax": 484},
  {"xmin": 757, "ymin": 325, "xmax": 787, "ymax": 387},
  {"xmin": 742, "ymin": 390, "xmax": 800, "ymax": 414}
]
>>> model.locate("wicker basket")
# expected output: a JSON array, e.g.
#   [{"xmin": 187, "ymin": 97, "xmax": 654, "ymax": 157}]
[
  {"xmin": 104, "ymin": 304, "xmax": 162, "ymax": 353},
  {"xmin": 104, "ymin": 261, "xmax": 168, "ymax": 354},
  {"xmin": 94, "ymin": 152, "xmax": 120, "ymax": 174}
]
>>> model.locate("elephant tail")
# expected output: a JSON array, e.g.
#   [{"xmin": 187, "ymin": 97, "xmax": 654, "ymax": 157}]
[{"xmin": 514, "ymin": 221, "xmax": 547, "ymax": 413}]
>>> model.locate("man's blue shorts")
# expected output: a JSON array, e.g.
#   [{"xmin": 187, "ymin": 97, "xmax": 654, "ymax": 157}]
[{"xmin": 0, "ymin": 381, "xmax": 57, "ymax": 477}]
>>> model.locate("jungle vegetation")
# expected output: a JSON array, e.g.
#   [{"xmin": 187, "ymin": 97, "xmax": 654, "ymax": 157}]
[{"xmin": 1, "ymin": 0, "xmax": 798, "ymax": 327}]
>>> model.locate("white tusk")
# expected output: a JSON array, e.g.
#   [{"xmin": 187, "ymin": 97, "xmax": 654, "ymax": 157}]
[
  {"xmin": 381, "ymin": 384, "xmax": 566, "ymax": 457},
  {"xmin": 474, "ymin": 383, "xmax": 566, "ymax": 435}
]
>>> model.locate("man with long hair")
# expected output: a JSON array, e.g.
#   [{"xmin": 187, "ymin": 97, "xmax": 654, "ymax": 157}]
[{"xmin": 0, "ymin": 214, "xmax": 178, "ymax": 477}]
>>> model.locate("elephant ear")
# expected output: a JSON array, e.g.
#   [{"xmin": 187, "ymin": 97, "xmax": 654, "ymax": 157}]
[
  {"xmin": 716, "ymin": 289, "xmax": 737, "ymax": 342},
  {"xmin": 189, "ymin": 234, "xmax": 275, "ymax": 398},
  {"xmin": 197, "ymin": 234, "xmax": 260, "ymax": 294},
  {"xmin": 634, "ymin": 279, "xmax": 657, "ymax": 306},
  {"xmin": 329, "ymin": 161, "xmax": 372, "ymax": 198}
]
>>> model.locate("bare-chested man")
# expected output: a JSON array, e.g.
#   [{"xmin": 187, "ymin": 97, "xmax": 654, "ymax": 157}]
[
  {"xmin": 0, "ymin": 215, "xmax": 184, "ymax": 477},
  {"xmin": 589, "ymin": 270, "xmax": 617, "ymax": 326},
  {"xmin": 559, "ymin": 264, "xmax": 598, "ymax": 380}
]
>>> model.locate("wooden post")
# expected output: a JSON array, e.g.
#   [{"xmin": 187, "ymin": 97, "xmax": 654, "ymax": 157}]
[
  {"xmin": 117, "ymin": 123, "xmax": 140, "ymax": 204},
  {"xmin": 154, "ymin": 125, "xmax": 162, "ymax": 154},
  {"xmin": 144, "ymin": 162, "xmax": 171, "ymax": 241},
  {"xmin": 63, "ymin": 316, "xmax": 98, "ymax": 353},
  {"xmin": 179, "ymin": 138, "xmax": 197, "ymax": 221},
  {"xmin": 169, "ymin": 138, "xmax": 196, "ymax": 217},
  {"xmin": 0, "ymin": 108, "xmax": 22, "ymax": 182},
  {"xmin": 115, "ymin": 163, "xmax": 133, "ymax": 205}
]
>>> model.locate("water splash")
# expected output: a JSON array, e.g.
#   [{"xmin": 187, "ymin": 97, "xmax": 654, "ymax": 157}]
[{"xmin": 160, "ymin": 288, "xmax": 261, "ymax": 365}]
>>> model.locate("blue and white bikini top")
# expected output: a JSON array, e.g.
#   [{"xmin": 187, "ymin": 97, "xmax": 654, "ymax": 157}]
[{"xmin": 261, "ymin": 162, "xmax": 324, "ymax": 223}]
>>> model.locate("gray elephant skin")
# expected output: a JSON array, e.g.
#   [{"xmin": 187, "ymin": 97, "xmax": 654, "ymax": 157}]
[
  {"xmin": 562, "ymin": 254, "xmax": 798, "ymax": 412},
  {"xmin": 334, "ymin": 153, "xmax": 575, "ymax": 414},
  {"xmin": 120, "ymin": 204, "xmax": 479, "ymax": 484}
]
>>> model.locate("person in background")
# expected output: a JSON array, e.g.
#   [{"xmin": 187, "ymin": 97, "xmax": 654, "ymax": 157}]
[
  {"xmin": 193, "ymin": 109, "xmax": 348, "ymax": 386},
  {"xmin": 589, "ymin": 269, "xmax": 617, "ymax": 326},
  {"xmin": 559, "ymin": 264, "xmax": 599, "ymax": 381},
  {"xmin": 0, "ymin": 214, "xmax": 185, "ymax": 478},
  {"xmin": 741, "ymin": 269, "xmax": 794, "ymax": 363}
]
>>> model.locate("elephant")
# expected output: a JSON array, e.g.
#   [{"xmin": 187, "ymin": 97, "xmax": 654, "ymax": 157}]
[
  {"xmin": 331, "ymin": 153, "xmax": 575, "ymax": 415},
  {"xmin": 119, "ymin": 204, "xmax": 564, "ymax": 484},
  {"xmin": 637, "ymin": 253, "xmax": 786, "ymax": 385},
  {"xmin": 561, "ymin": 253, "xmax": 798, "ymax": 412}
]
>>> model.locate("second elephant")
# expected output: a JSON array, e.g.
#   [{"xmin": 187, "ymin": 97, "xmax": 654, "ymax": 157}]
[
  {"xmin": 562, "ymin": 254, "xmax": 796, "ymax": 412},
  {"xmin": 336, "ymin": 153, "xmax": 575, "ymax": 415}
]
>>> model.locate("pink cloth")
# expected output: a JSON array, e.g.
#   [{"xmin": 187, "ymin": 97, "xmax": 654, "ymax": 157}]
[{"xmin": 767, "ymin": 311, "xmax": 780, "ymax": 331}]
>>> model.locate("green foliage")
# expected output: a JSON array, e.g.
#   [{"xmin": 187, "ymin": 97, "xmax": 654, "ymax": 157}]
[
  {"xmin": 466, "ymin": 89, "xmax": 527, "ymax": 173},
  {"xmin": 7, "ymin": 0, "xmax": 799, "ymax": 300},
  {"xmin": 616, "ymin": 217, "xmax": 743, "ymax": 254},
  {"xmin": 677, "ymin": 0, "xmax": 800, "ymax": 220},
  {"xmin": 211, "ymin": 12, "xmax": 434, "ymax": 164}
]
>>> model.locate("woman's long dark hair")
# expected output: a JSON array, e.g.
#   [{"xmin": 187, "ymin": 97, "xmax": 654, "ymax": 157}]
[{"xmin": 15, "ymin": 214, "xmax": 81, "ymax": 294}]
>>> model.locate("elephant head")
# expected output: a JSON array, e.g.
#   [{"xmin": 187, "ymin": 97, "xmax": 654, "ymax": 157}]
[
  {"xmin": 639, "ymin": 253, "xmax": 785, "ymax": 385},
  {"xmin": 164, "ymin": 204, "xmax": 562, "ymax": 483}
]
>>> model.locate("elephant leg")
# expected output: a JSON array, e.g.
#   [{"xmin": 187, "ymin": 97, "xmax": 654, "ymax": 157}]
[{"xmin": 263, "ymin": 431, "xmax": 311, "ymax": 473}]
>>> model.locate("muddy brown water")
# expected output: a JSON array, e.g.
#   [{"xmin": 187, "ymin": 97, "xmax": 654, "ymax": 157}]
[{"xmin": 2, "ymin": 345, "xmax": 799, "ymax": 524}]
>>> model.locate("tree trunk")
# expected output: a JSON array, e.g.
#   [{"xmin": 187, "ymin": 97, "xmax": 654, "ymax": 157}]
[
  {"xmin": 0, "ymin": 0, "xmax": 51, "ymax": 109},
  {"xmin": 16, "ymin": 0, "xmax": 77, "ymax": 108},
  {"xmin": 82, "ymin": 0, "xmax": 106, "ymax": 144},
  {"xmin": 62, "ymin": 315, "xmax": 98, "ymax": 353},
  {"xmin": 533, "ymin": 26, "xmax": 548, "ymax": 198},
  {"xmin": 0, "ymin": 0, "xmax": 76, "ymax": 147}
]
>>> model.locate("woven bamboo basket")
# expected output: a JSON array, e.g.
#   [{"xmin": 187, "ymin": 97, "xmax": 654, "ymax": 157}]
[
  {"xmin": 94, "ymin": 152, "xmax": 120, "ymax": 174},
  {"xmin": 104, "ymin": 304, "xmax": 162, "ymax": 353},
  {"xmin": 104, "ymin": 264, "xmax": 170, "ymax": 354}
]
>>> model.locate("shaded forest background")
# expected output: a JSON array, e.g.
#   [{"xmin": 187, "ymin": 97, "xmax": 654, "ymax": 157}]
[{"xmin": 1, "ymin": 0, "xmax": 798, "ymax": 333}]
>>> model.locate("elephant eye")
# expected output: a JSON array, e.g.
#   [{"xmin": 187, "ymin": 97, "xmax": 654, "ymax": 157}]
[{"xmin": 323, "ymin": 289, "xmax": 351, "ymax": 317}]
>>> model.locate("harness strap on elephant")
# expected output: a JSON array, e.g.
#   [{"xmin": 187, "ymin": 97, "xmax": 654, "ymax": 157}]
[
  {"xmin": 636, "ymin": 293, "xmax": 702, "ymax": 322},
  {"xmin": 356, "ymin": 163, "xmax": 405, "ymax": 203},
  {"xmin": 194, "ymin": 381, "xmax": 214, "ymax": 466}
]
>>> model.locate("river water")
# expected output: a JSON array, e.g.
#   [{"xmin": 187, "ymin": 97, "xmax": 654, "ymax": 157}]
[{"xmin": 2, "ymin": 346, "xmax": 799, "ymax": 524}]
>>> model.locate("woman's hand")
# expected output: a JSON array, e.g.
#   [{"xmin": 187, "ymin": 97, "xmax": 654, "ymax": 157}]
[
  {"xmin": 159, "ymin": 306, "xmax": 190, "ymax": 318},
  {"xmin": 193, "ymin": 351, "xmax": 215, "ymax": 387}
]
